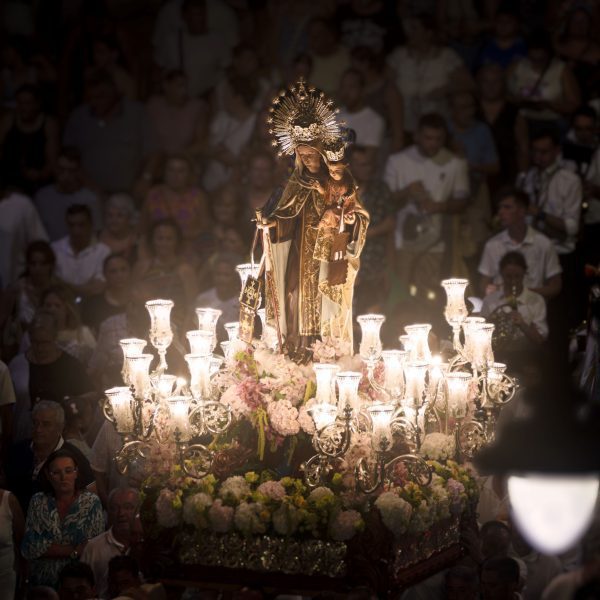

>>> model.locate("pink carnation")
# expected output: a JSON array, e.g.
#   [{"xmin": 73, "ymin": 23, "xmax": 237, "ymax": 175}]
[
  {"xmin": 257, "ymin": 480, "xmax": 286, "ymax": 501},
  {"xmin": 330, "ymin": 509, "xmax": 363, "ymax": 541},
  {"xmin": 267, "ymin": 399, "xmax": 300, "ymax": 436},
  {"xmin": 208, "ymin": 499, "xmax": 234, "ymax": 533}
]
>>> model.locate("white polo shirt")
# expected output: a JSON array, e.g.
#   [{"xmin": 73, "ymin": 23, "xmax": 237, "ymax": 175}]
[
  {"xmin": 518, "ymin": 162, "xmax": 582, "ymax": 254},
  {"xmin": 337, "ymin": 106, "xmax": 384, "ymax": 148},
  {"xmin": 481, "ymin": 287, "xmax": 548, "ymax": 339},
  {"xmin": 478, "ymin": 226, "xmax": 562, "ymax": 289},
  {"xmin": 51, "ymin": 236, "xmax": 111, "ymax": 287},
  {"xmin": 384, "ymin": 145, "xmax": 469, "ymax": 252}
]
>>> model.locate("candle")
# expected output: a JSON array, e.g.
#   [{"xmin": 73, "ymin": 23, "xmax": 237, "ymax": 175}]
[
  {"xmin": 195, "ymin": 308, "xmax": 222, "ymax": 351},
  {"xmin": 462, "ymin": 316, "xmax": 486, "ymax": 362},
  {"xmin": 428, "ymin": 355, "xmax": 448, "ymax": 401},
  {"xmin": 336, "ymin": 371, "xmax": 362, "ymax": 412},
  {"xmin": 105, "ymin": 387, "xmax": 134, "ymax": 433},
  {"xmin": 441, "ymin": 278, "xmax": 469, "ymax": 329},
  {"xmin": 445, "ymin": 371, "xmax": 472, "ymax": 418},
  {"xmin": 399, "ymin": 334, "xmax": 412, "ymax": 353},
  {"xmin": 404, "ymin": 324, "xmax": 432, "ymax": 362},
  {"xmin": 308, "ymin": 403, "xmax": 338, "ymax": 431},
  {"xmin": 167, "ymin": 395, "xmax": 191, "ymax": 441},
  {"xmin": 313, "ymin": 363, "xmax": 339, "ymax": 405},
  {"xmin": 470, "ymin": 322, "xmax": 495, "ymax": 369},
  {"xmin": 186, "ymin": 330, "xmax": 214, "ymax": 356},
  {"xmin": 381, "ymin": 350, "xmax": 407, "ymax": 401},
  {"xmin": 404, "ymin": 361, "xmax": 429, "ymax": 408},
  {"xmin": 357, "ymin": 314, "xmax": 386, "ymax": 361},
  {"xmin": 119, "ymin": 338, "xmax": 146, "ymax": 385},
  {"xmin": 145, "ymin": 300, "xmax": 174, "ymax": 352},
  {"xmin": 185, "ymin": 353, "xmax": 212, "ymax": 399},
  {"xmin": 368, "ymin": 402, "xmax": 395, "ymax": 450},
  {"xmin": 154, "ymin": 373, "xmax": 177, "ymax": 398},
  {"xmin": 127, "ymin": 354, "xmax": 153, "ymax": 398}
]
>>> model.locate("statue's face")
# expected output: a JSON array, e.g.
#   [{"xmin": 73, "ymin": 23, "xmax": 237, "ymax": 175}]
[{"xmin": 297, "ymin": 145, "xmax": 322, "ymax": 174}]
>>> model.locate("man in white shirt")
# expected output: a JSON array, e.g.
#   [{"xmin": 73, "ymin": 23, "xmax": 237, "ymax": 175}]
[
  {"xmin": 337, "ymin": 68, "xmax": 384, "ymax": 153},
  {"xmin": 478, "ymin": 189, "xmax": 562, "ymax": 300},
  {"xmin": 81, "ymin": 487, "xmax": 140, "ymax": 599},
  {"xmin": 0, "ymin": 190, "xmax": 47, "ymax": 288},
  {"xmin": 51, "ymin": 204, "xmax": 111, "ymax": 299},
  {"xmin": 384, "ymin": 113, "xmax": 470, "ymax": 300}
]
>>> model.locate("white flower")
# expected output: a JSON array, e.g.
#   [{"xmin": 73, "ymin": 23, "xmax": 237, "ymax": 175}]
[
  {"xmin": 234, "ymin": 501, "xmax": 267, "ymax": 535},
  {"xmin": 155, "ymin": 489, "xmax": 182, "ymax": 528},
  {"xmin": 298, "ymin": 399, "xmax": 316, "ymax": 435},
  {"xmin": 208, "ymin": 499, "xmax": 234, "ymax": 533},
  {"xmin": 219, "ymin": 476, "xmax": 250, "ymax": 503},
  {"xmin": 308, "ymin": 486, "xmax": 334, "ymax": 503},
  {"xmin": 256, "ymin": 480, "xmax": 286, "ymax": 501},
  {"xmin": 407, "ymin": 500, "xmax": 433, "ymax": 534},
  {"xmin": 183, "ymin": 492, "xmax": 213, "ymax": 528},
  {"xmin": 221, "ymin": 384, "xmax": 252, "ymax": 418},
  {"xmin": 329, "ymin": 509, "xmax": 363, "ymax": 541},
  {"xmin": 420, "ymin": 433, "xmax": 456, "ymax": 462},
  {"xmin": 272, "ymin": 504, "xmax": 301, "ymax": 535},
  {"xmin": 375, "ymin": 491, "xmax": 412, "ymax": 538},
  {"xmin": 267, "ymin": 399, "xmax": 300, "ymax": 436},
  {"xmin": 341, "ymin": 432, "xmax": 373, "ymax": 472}
]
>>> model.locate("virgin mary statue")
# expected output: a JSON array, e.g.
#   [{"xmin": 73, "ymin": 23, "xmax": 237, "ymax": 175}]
[{"xmin": 259, "ymin": 81, "xmax": 369, "ymax": 357}]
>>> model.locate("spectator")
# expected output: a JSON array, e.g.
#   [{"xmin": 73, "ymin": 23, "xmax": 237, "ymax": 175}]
[
  {"xmin": 0, "ymin": 83, "xmax": 59, "ymax": 195},
  {"xmin": 146, "ymin": 69, "xmax": 209, "ymax": 157},
  {"xmin": 195, "ymin": 252, "xmax": 242, "ymax": 340},
  {"xmin": 34, "ymin": 146, "xmax": 102, "ymax": 242},
  {"xmin": 476, "ymin": 64, "xmax": 529, "ymax": 196},
  {"xmin": 107, "ymin": 555, "xmax": 166, "ymax": 600},
  {"xmin": 6, "ymin": 399, "xmax": 95, "ymax": 511},
  {"xmin": 384, "ymin": 113, "xmax": 470, "ymax": 301},
  {"xmin": 336, "ymin": 0, "xmax": 397, "ymax": 54},
  {"xmin": 81, "ymin": 254, "xmax": 132, "ymax": 336},
  {"xmin": 201, "ymin": 75, "xmax": 258, "ymax": 192},
  {"xmin": 61, "ymin": 396, "xmax": 94, "ymax": 461},
  {"xmin": 478, "ymin": 188, "xmax": 562, "ymax": 300},
  {"xmin": 0, "ymin": 181, "xmax": 48, "ymax": 288},
  {"xmin": 0, "ymin": 36, "xmax": 38, "ymax": 109},
  {"xmin": 40, "ymin": 286, "xmax": 96, "ymax": 364},
  {"xmin": 141, "ymin": 154, "xmax": 211, "ymax": 262},
  {"xmin": 9, "ymin": 312, "xmax": 93, "ymax": 445},
  {"xmin": 0, "ymin": 360, "xmax": 16, "ymax": 460},
  {"xmin": 350, "ymin": 45, "xmax": 404, "ymax": 152},
  {"xmin": 27, "ymin": 587, "xmax": 59, "ymax": 600},
  {"xmin": 350, "ymin": 146, "xmax": 395, "ymax": 310},
  {"xmin": 86, "ymin": 34, "xmax": 136, "ymax": 101},
  {"xmin": 444, "ymin": 565, "xmax": 479, "ymax": 600},
  {"xmin": 448, "ymin": 91, "xmax": 500, "ymax": 274},
  {"xmin": 337, "ymin": 68, "xmax": 385, "ymax": 155},
  {"xmin": 476, "ymin": 7, "xmax": 527, "ymax": 70},
  {"xmin": 57, "ymin": 562, "xmax": 97, "ymax": 600},
  {"xmin": 240, "ymin": 151, "xmax": 277, "ymax": 227},
  {"xmin": 154, "ymin": 0, "xmax": 232, "ymax": 99},
  {"xmin": 21, "ymin": 447, "xmax": 103, "ymax": 588},
  {"xmin": 561, "ymin": 105, "xmax": 598, "ymax": 178},
  {"xmin": 307, "ymin": 18, "xmax": 351, "ymax": 97},
  {"xmin": 508, "ymin": 30, "xmax": 580, "ymax": 137},
  {"xmin": 0, "ymin": 487, "xmax": 24, "ymax": 600},
  {"xmin": 98, "ymin": 194, "xmax": 138, "ymax": 263},
  {"xmin": 581, "ymin": 131, "xmax": 600, "ymax": 265},
  {"xmin": 133, "ymin": 219, "xmax": 198, "ymax": 323},
  {"xmin": 81, "ymin": 487, "xmax": 141, "ymax": 598},
  {"xmin": 51, "ymin": 204, "xmax": 111, "ymax": 299},
  {"xmin": 480, "ymin": 556, "xmax": 522, "ymax": 600},
  {"xmin": 481, "ymin": 251, "xmax": 548, "ymax": 348},
  {"xmin": 387, "ymin": 14, "xmax": 475, "ymax": 135},
  {"xmin": 63, "ymin": 69, "xmax": 160, "ymax": 195}
]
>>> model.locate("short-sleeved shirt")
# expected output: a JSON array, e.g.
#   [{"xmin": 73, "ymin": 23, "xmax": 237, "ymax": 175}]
[
  {"xmin": 34, "ymin": 185, "xmax": 102, "ymax": 241},
  {"xmin": 63, "ymin": 100, "xmax": 159, "ymax": 193},
  {"xmin": 337, "ymin": 106, "xmax": 385, "ymax": 148},
  {"xmin": 478, "ymin": 226, "xmax": 562, "ymax": 289},
  {"xmin": 51, "ymin": 236, "xmax": 111, "ymax": 288},
  {"xmin": 384, "ymin": 145, "xmax": 469, "ymax": 251}
]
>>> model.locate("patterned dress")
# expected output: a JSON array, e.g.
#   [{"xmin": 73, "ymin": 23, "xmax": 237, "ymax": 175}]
[{"xmin": 22, "ymin": 491, "xmax": 104, "ymax": 588}]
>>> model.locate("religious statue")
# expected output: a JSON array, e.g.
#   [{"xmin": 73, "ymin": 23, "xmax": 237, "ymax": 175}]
[{"xmin": 254, "ymin": 80, "xmax": 369, "ymax": 360}]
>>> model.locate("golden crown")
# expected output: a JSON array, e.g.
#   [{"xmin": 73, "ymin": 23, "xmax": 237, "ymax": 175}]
[{"xmin": 267, "ymin": 79, "xmax": 341, "ymax": 156}]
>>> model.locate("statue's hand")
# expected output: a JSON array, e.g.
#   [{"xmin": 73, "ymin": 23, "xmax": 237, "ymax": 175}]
[
  {"xmin": 319, "ymin": 208, "xmax": 339, "ymax": 228},
  {"xmin": 343, "ymin": 211, "xmax": 356, "ymax": 225},
  {"xmin": 257, "ymin": 218, "xmax": 276, "ymax": 230}
]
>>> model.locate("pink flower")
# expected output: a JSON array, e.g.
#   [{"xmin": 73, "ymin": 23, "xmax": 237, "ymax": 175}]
[
  {"xmin": 256, "ymin": 480, "xmax": 286, "ymax": 501},
  {"xmin": 330, "ymin": 509, "xmax": 363, "ymax": 541},
  {"xmin": 267, "ymin": 400, "xmax": 300, "ymax": 436},
  {"xmin": 208, "ymin": 499, "xmax": 234, "ymax": 533},
  {"xmin": 155, "ymin": 489, "xmax": 182, "ymax": 528}
]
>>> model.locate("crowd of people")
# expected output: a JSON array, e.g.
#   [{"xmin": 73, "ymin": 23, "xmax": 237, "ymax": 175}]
[{"xmin": 1, "ymin": 0, "xmax": 600, "ymax": 598}]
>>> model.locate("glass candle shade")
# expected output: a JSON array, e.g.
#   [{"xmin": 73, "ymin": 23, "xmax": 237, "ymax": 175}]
[
  {"xmin": 404, "ymin": 324, "xmax": 432, "ymax": 363},
  {"xmin": 470, "ymin": 322, "xmax": 495, "ymax": 369},
  {"xmin": 153, "ymin": 373, "xmax": 177, "ymax": 398},
  {"xmin": 186, "ymin": 330, "xmax": 214, "ymax": 356},
  {"xmin": 462, "ymin": 316, "xmax": 486, "ymax": 362},
  {"xmin": 441, "ymin": 278, "xmax": 469, "ymax": 329},
  {"xmin": 195, "ymin": 308, "xmax": 222, "ymax": 351},
  {"xmin": 404, "ymin": 361, "xmax": 429, "ymax": 408},
  {"xmin": 167, "ymin": 395, "xmax": 192, "ymax": 442},
  {"xmin": 381, "ymin": 350, "xmax": 407, "ymax": 401},
  {"xmin": 185, "ymin": 353, "xmax": 212, "ymax": 399},
  {"xmin": 309, "ymin": 403, "xmax": 338, "ymax": 431},
  {"xmin": 257, "ymin": 308, "xmax": 279, "ymax": 350},
  {"xmin": 445, "ymin": 371, "xmax": 472, "ymax": 418},
  {"xmin": 487, "ymin": 362, "xmax": 507, "ymax": 382},
  {"xmin": 428, "ymin": 356, "xmax": 448, "ymax": 401},
  {"xmin": 399, "ymin": 334, "xmax": 412, "ymax": 353},
  {"xmin": 145, "ymin": 300, "xmax": 174, "ymax": 353},
  {"xmin": 210, "ymin": 355, "xmax": 224, "ymax": 377},
  {"xmin": 224, "ymin": 322, "xmax": 240, "ymax": 341},
  {"xmin": 357, "ymin": 314, "xmax": 386, "ymax": 361},
  {"xmin": 313, "ymin": 363, "xmax": 339, "ymax": 406},
  {"xmin": 119, "ymin": 338, "xmax": 147, "ymax": 385},
  {"xmin": 368, "ymin": 402, "xmax": 395, "ymax": 450},
  {"xmin": 105, "ymin": 387, "xmax": 135, "ymax": 433},
  {"xmin": 336, "ymin": 371, "xmax": 362, "ymax": 412},
  {"xmin": 127, "ymin": 354, "xmax": 153, "ymax": 399}
]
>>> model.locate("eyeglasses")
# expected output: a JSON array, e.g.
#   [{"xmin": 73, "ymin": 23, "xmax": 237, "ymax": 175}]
[{"xmin": 49, "ymin": 467, "xmax": 78, "ymax": 477}]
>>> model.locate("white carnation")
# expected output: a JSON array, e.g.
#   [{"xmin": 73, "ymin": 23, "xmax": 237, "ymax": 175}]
[
  {"xmin": 375, "ymin": 491, "xmax": 412, "ymax": 538},
  {"xmin": 218, "ymin": 476, "xmax": 250, "ymax": 503},
  {"xmin": 183, "ymin": 492, "xmax": 213, "ymax": 528},
  {"xmin": 234, "ymin": 501, "xmax": 267, "ymax": 535}
]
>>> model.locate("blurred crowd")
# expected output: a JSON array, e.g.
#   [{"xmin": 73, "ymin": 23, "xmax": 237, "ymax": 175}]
[{"xmin": 0, "ymin": 0, "xmax": 600, "ymax": 598}]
